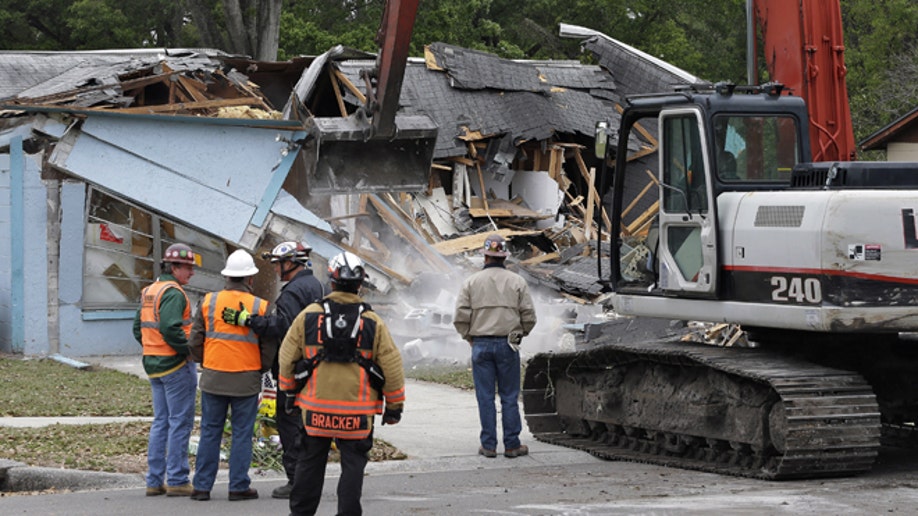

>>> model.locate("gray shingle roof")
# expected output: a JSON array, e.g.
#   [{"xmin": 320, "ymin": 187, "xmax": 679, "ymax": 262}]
[{"xmin": 338, "ymin": 44, "xmax": 622, "ymax": 159}]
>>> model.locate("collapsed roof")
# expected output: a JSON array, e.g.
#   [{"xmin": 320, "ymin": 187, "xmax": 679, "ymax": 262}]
[{"xmin": 1, "ymin": 24, "xmax": 703, "ymax": 301}]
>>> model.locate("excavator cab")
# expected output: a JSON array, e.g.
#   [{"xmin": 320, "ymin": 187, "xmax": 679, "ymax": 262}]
[{"xmin": 609, "ymin": 84, "xmax": 809, "ymax": 301}]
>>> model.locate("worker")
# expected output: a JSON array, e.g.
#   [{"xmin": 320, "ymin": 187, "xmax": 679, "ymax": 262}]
[
  {"xmin": 221, "ymin": 240, "xmax": 325, "ymax": 499},
  {"xmin": 133, "ymin": 242, "xmax": 199, "ymax": 497},
  {"xmin": 187, "ymin": 249, "xmax": 270, "ymax": 502},
  {"xmin": 453, "ymin": 233, "xmax": 537, "ymax": 458},
  {"xmin": 278, "ymin": 251, "xmax": 405, "ymax": 516}
]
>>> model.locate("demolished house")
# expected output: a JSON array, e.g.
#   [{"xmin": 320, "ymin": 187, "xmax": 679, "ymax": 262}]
[{"xmin": 0, "ymin": 24, "xmax": 703, "ymax": 358}]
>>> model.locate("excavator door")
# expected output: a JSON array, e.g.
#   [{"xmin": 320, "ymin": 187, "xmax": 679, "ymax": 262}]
[{"xmin": 656, "ymin": 107, "xmax": 718, "ymax": 296}]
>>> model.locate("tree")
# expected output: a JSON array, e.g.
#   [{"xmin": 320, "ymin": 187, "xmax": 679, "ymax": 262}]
[
  {"xmin": 841, "ymin": 0, "xmax": 918, "ymax": 141},
  {"xmin": 186, "ymin": 0, "xmax": 282, "ymax": 60},
  {"xmin": 3, "ymin": 0, "xmax": 917, "ymax": 144}
]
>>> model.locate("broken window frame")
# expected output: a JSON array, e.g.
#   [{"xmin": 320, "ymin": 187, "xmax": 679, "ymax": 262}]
[{"xmin": 82, "ymin": 187, "xmax": 227, "ymax": 311}]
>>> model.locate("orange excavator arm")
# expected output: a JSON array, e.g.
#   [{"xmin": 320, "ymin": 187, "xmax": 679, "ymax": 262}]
[
  {"xmin": 372, "ymin": 0, "xmax": 420, "ymax": 138},
  {"xmin": 750, "ymin": 0, "xmax": 856, "ymax": 161}
]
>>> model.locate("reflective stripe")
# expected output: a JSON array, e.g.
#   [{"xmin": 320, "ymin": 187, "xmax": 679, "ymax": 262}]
[
  {"xmin": 383, "ymin": 385, "xmax": 406, "ymax": 404},
  {"xmin": 200, "ymin": 290, "xmax": 268, "ymax": 372}
]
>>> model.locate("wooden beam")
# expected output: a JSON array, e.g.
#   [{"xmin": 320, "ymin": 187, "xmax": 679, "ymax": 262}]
[
  {"xmin": 112, "ymin": 97, "xmax": 264, "ymax": 114},
  {"xmin": 621, "ymin": 180, "xmax": 655, "ymax": 219},
  {"xmin": 474, "ymin": 161, "xmax": 489, "ymax": 211},
  {"xmin": 583, "ymin": 165, "xmax": 595, "ymax": 241},
  {"xmin": 367, "ymin": 195, "xmax": 451, "ymax": 273},
  {"xmin": 325, "ymin": 212, "xmax": 371, "ymax": 222},
  {"xmin": 467, "ymin": 141, "xmax": 478, "ymax": 159},
  {"xmin": 333, "ymin": 69, "xmax": 367, "ymax": 104},
  {"xmin": 624, "ymin": 200, "xmax": 659, "ymax": 235},
  {"xmin": 356, "ymin": 219, "xmax": 392, "ymax": 262},
  {"xmin": 520, "ymin": 252, "xmax": 560, "ymax": 265},
  {"xmin": 177, "ymin": 75, "xmax": 210, "ymax": 102},
  {"xmin": 548, "ymin": 146, "xmax": 559, "ymax": 180},
  {"xmin": 329, "ymin": 66, "xmax": 348, "ymax": 117},
  {"xmin": 449, "ymin": 156, "xmax": 477, "ymax": 167},
  {"xmin": 431, "ymin": 229, "xmax": 539, "ymax": 255},
  {"xmin": 616, "ymin": 103, "xmax": 658, "ymax": 147},
  {"xmin": 627, "ymin": 146, "xmax": 658, "ymax": 162},
  {"xmin": 572, "ymin": 148, "xmax": 612, "ymax": 233}
]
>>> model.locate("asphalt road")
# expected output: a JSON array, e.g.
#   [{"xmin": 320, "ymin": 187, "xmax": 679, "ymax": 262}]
[
  {"xmin": 4, "ymin": 359, "xmax": 918, "ymax": 515},
  {"xmin": 2, "ymin": 445, "xmax": 918, "ymax": 515}
]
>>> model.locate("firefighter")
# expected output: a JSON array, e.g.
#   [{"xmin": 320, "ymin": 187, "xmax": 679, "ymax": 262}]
[
  {"xmin": 187, "ymin": 250, "xmax": 271, "ymax": 501},
  {"xmin": 133, "ymin": 242, "xmax": 198, "ymax": 497},
  {"xmin": 278, "ymin": 251, "xmax": 405, "ymax": 516},
  {"xmin": 221, "ymin": 240, "xmax": 325, "ymax": 498}
]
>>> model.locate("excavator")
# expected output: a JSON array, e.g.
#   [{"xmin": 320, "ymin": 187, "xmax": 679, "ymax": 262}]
[{"xmin": 522, "ymin": 0, "xmax": 918, "ymax": 479}]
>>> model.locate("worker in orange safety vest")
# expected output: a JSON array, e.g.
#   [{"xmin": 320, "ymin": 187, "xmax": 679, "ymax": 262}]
[
  {"xmin": 187, "ymin": 249, "xmax": 272, "ymax": 502},
  {"xmin": 133, "ymin": 242, "xmax": 199, "ymax": 497}
]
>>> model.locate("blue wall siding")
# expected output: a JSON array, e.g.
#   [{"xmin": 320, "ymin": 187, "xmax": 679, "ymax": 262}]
[{"xmin": 0, "ymin": 154, "xmax": 10, "ymax": 352}]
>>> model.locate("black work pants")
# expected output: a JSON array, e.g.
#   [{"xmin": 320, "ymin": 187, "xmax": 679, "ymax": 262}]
[
  {"xmin": 289, "ymin": 430, "xmax": 373, "ymax": 516},
  {"xmin": 275, "ymin": 388, "xmax": 304, "ymax": 481}
]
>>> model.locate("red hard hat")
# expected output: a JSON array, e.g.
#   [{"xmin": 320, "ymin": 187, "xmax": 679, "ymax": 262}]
[{"xmin": 163, "ymin": 243, "xmax": 196, "ymax": 265}]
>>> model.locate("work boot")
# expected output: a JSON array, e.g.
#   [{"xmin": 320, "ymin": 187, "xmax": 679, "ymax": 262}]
[
  {"xmin": 145, "ymin": 485, "xmax": 165, "ymax": 496},
  {"xmin": 228, "ymin": 487, "xmax": 259, "ymax": 501},
  {"xmin": 478, "ymin": 446, "xmax": 497, "ymax": 458},
  {"xmin": 272, "ymin": 482, "xmax": 294, "ymax": 499},
  {"xmin": 504, "ymin": 444, "xmax": 529, "ymax": 458},
  {"xmin": 165, "ymin": 482, "xmax": 194, "ymax": 496},
  {"xmin": 190, "ymin": 490, "xmax": 210, "ymax": 501}
]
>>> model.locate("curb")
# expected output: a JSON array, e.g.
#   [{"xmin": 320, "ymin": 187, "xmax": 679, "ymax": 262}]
[{"xmin": 0, "ymin": 458, "xmax": 143, "ymax": 493}]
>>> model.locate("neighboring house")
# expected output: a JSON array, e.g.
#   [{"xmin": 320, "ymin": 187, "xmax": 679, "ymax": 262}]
[{"xmin": 860, "ymin": 106, "xmax": 918, "ymax": 161}]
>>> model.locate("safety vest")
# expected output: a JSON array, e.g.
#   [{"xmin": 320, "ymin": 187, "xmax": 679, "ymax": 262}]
[
  {"xmin": 139, "ymin": 280, "xmax": 191, "ymax": 356},
  {"xmin": 293, "ymin": 301, "xmax": 380, "ymax": 440},
  {"xmin": 201, "ymin": 290, "xmax": 268, "ymax": 372}
]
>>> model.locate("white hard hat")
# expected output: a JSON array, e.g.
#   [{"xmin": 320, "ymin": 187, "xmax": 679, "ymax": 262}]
[
  {"xmin": 221, "ymin": 250, "xmax": 259, "ymax": 277},
  {"xmin": 328, "ymin": 251, "xmax": 366, "ymax": 283},
  {"xmin": 266, "ymin": 240, "xmax": 311, "ymax": 265}
]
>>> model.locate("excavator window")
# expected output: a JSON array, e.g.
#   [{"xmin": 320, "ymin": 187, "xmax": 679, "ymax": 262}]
[
  {"xmin": 713, "ymin": 115, "xmax": 800, "ymax": 182},
  {"xmin": 662, "ymin": 114, "xmax": 707, "ymax": 214}
]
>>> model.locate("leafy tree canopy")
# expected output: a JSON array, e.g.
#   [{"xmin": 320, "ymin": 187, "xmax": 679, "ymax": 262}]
[{"xmin": 2, "ymin": 0, "xmax": 918, "ymax": 140}]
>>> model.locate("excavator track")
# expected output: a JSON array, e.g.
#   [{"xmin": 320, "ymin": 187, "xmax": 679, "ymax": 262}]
[{"xmin": 522, "ymin": 339, "xmax": 881, "ymax": 479}]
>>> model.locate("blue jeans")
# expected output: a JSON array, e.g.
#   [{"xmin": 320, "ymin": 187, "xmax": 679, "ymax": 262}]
[
  {"xmin": 193, "ymin": 391, "xmax": 259, "ymax": 493},
  {"xmin": 471, "ymin": 336, "xmax": 522, "ymax": 452},
  {"xmin": 146, "ymin": 361, "xmax": 197, "ymax": 488}
]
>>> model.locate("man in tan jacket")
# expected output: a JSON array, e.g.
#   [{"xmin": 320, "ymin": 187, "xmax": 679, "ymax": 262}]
[{"xmin": 454, "ymin": 233, "xmax": 537, "ymax": 459}]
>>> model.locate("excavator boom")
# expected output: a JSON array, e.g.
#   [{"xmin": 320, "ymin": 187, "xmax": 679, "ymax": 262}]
[{"xmin": 750, "ymin": 0, "xmax": 856, "ymax": 161}]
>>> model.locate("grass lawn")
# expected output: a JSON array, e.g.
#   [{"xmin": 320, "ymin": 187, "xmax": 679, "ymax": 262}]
[{"xmin": 0, "ymin": 354, "xmax": 444, "ymax": 473}]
